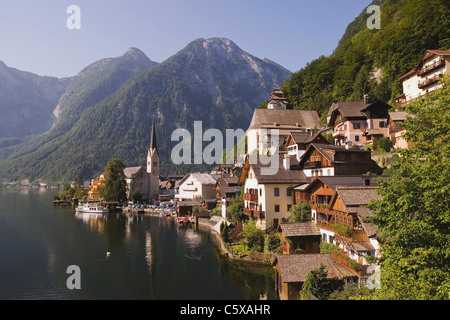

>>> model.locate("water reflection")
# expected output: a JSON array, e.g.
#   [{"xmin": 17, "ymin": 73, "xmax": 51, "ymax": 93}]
[{"xmin": 75, "ymin": 212, "xmax": 107, "ymax": 233}]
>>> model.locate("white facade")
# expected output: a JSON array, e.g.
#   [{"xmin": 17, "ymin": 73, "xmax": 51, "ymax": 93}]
[{"xmin": 176, "ymin": 173, "xmax": 217, "ymax": 201}]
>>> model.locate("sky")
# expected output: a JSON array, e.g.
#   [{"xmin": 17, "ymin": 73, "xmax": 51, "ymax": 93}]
[{"xmin": 0, "ymin": 0, "xmax": 373, "ymax": 78}]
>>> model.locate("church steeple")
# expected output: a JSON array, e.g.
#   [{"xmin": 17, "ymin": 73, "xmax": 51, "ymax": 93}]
[
  {"xmin": 149, "ymin": 116, "xmax": 158, "ymax": 154},
  {"xmin": 147, "ymin": 116, "xmax": 159, "ymax": 175}
]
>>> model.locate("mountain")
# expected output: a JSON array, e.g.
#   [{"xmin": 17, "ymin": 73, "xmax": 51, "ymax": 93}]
[
  {"xmin": 0, "ymin": 48, "xmax": 157, "ymax": 159},
  {"xmin": 0, "ymin": 62, "xmax": 70, "ymax": 140},
  {"xmin": 0, "ymin": 38, "xmax": 291, "ymax": 184},
  {"xmin": 281, "ymin": 0, "xmax": 450, "ymax": 121}
]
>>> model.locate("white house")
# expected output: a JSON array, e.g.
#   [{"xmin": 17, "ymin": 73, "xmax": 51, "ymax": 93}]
[{"xmin": 175, "ymin": 173, "xmax": 218, "ymax": 201}]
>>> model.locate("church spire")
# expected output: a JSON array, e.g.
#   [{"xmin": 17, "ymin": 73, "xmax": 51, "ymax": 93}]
[{"xmin": 149, "ymin": 116, "xmax": 158, "ymax": 153}]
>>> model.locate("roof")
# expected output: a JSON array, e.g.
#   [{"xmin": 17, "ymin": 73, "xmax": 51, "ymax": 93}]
[
  {"xmin": 398, "ymin": 49, "xmax": 450, "ymax": 81},
  {"xmin": 178, "ymin": 172, "xmax": 218, "ymax": 187},
  {"xmin": 388, "ymin": 111, "xmax": 410, "ymax": 121},
  {"xmin": 364, "ymin": 129, "xmax": 384, "ymax": 136},
  {"xmin": 279, "ymin": 222, "xmax": 321, "ymax": 237},
  {"xmin": 275, "ymin": 254, "xmax": 358, "ymax": 283},
  {"xmin": 239, "ymin": 154, "xmax": 307, "ymax": 185},
  {"xmin": 248, "ymin": 109, "xmax": 321, "ymax": 130},
  {"xmin": 353, "ymin": 206, "xmax": 378, "ymax": 237},
  {"xmin": 123, "ymin": 166, "xmax": 145, "ymax": 178},
  {"xmin": 299, "ymin": 143, "xmax": 372, "ymax": 167},
  {"xmin": 303, "ymin": 175, "xmax": 382, "ymax": 193},
  {"xmin": 334, "ymin": 186, "xmax": 382, "ymax": 207},
  {"xmin": 327, "ymin": 101, "xmax": 392, "ymax": 126}
]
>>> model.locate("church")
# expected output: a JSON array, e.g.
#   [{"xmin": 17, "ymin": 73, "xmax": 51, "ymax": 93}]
[{"xmin": 124, "ymin": 117, "xmax": 160, "ymax": 201}]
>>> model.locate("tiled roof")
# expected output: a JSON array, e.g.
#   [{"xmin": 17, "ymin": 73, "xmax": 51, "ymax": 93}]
[
  {"xmin": 280, "ymin": 222, "xmax": 321, "ymax": 237},
  {"xmin": 275, "ymin": 254, "xmax": 358, "ymax": 283},
  {"xmin": 248, "ymin": 109, "xmax": 321, "ymax": 130}
]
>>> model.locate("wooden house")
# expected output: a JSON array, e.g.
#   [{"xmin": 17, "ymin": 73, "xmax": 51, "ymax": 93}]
[
  {"xmin": 274, "ymin": 253, "xmax": 358, "ymax": 300},
  {"xmin": 285, "ymin": 131, "xmax": 329, "ymax": 161},
  {"xmin": 298, "ymin": 143, "xmax": 381, "ymax": 179},
  {"xmin": 278, "ymin": 222, "xmax": 321, "ymax": 254}
]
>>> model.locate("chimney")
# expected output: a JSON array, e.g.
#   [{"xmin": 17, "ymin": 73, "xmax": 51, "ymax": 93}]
[
  {"xmin": 283, "ymin": 155, "xmax": 291, "ymax": 170},
  {"xmin": 363, "ymin": 94, "xmax": 369, "ymax": 104}
]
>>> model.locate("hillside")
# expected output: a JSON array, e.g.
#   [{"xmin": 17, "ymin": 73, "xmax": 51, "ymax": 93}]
[
  {"xmin": 0, "ymin": 38, "xmax": 291, "ymax": 184},
  {"xmin": 281, "ymin": 0, "xmax": 450, "ymax": 122},
  {"xmin": 0, "ymin": 62, "xmax": 70, "ymax": 141}
]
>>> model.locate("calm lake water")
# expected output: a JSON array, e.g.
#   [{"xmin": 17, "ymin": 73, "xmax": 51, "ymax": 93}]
[{"xmin": 0, "ymin": 187, "xmax": 277, "ymax": 300}]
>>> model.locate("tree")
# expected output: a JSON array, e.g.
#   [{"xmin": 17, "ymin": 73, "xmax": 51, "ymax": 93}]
[
  {"xmin": 132, "ymin": 188, "xmax": 143, "ymax": 202},
  {"xmin": 288, "ymin": 201, "xmax": 312, "ymax": 222},
  {"xmin": 377, "ymin": 137, "xmax": 393, "ymax": 152},
  {"xmin": 240, "ymin": 219, "xmax": 265, "ymax": 252},
  {"xmin": 368, "ymin": 76, "xmax": 450, "ymax": 300},
  {"xmin": 300, "ymin": 264, "xmax": 343, "ymax": 300},
  {"xmin": 99, "ymin": 158, "xmax": 127, "ymax": 202},
  {"xmin": 228, "ymin": 197, "xmax": 245, "ymax": 222}
]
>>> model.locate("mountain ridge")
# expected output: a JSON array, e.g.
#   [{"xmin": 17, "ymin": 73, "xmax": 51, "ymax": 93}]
[{"xmin": 0, "ymin": 37, "xmax": 292, "ymax": 184}]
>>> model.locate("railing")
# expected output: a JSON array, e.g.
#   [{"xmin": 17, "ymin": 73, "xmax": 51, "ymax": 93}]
[
  {"xmin": 418, "ymin": 73, "xmax": 443, "ymax": 89},
  {"xmin": 304, "ymin": 161, "xmax": 322, "ymax": 169},
  {"xmin": 243, "ymin": 208, "xmax": 264, "ymax": 218},
  {"xmin": 417, "ymin": 58, "xmax": 445, "ymax": 76},
  {"xmin": 333, "ymin": 130, "xmax": 346, "ymax": 138},
  {"xmin": 243, "ymin": 193, "xmax": 258, "ymax": 202}
]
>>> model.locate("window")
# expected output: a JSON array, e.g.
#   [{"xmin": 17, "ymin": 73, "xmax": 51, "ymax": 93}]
[
  {"xmin": 353, "ymin": 123, "xmax": 360, "ymax": 129},
  {"xmin": 286, "ymin": 188, "xmax": 291, "ymax": 196},
  {"xmin": 287, "ymin": 204, "xmax": 292, "ymax": 212},
  {"xmin": 259, "ymin": 189, "xmax": 262, "ymax": 196},
  {"xmin": 379, "ymin": 121, "xmax": 387, "ymax": 128},
  {"xmin": 274, "ymin": 188, "xmax": 279, "ymax": 197},
  {"xmin": 355, "ymin": 135, "xmax": 360, "ymax": 142},
  {"xmin": 274, "ymin": 205, "xmax": 280, "ymax": 212}
]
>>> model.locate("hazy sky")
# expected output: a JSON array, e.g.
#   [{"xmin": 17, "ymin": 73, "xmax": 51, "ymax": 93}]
[{"xmin": 0, "ymin": 0, "xmax": 373, "ymax": 78}]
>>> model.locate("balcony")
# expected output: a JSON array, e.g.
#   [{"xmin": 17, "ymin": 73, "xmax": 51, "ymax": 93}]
[
  {"xmin": 418, "ymin": 73, "xmax": 443, "ymax": 89},
  {"xmin": 333, "ymin": 129, "xmax": 346, "ymax": 138},
  {"xmin": 417, "ymin": 58, "xmax": 445, "ymax": 76},
  {"xmin": 243, "ymin": 193, "xmax": 258, "ymax": 202},
  {"xmin": 243, "ymin": 208, "xmax": 264, "ymax": 219},
  {"xmin": 304, "ymin": 161, "xmax": 322, "ymax": 169}
]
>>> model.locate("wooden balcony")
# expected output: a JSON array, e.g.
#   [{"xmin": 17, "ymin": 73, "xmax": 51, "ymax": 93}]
[
  {"xmin": 417, "ymin": 58, "xmax": 445, "ymax": 76},
  {"xmin": 243, "ymin": 208, "xmax": 264, "ymax": 219},
  {"xmin": 332, "ymin": 130, "xmax": 346, "ymax": 138},
  {"xmin": 418, "ymin": 73, "xmax": 442, "ymax": 89},
  {"xmin": 243, "ymin": 193, "xmax": 258, "ymax": 202},
  {"xmin": 304, "ymin": 161, "xmax": 322, "ymax": 169}
]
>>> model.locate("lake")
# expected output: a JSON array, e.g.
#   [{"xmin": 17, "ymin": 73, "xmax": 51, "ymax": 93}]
[{"xmin": 0, "ymin": 187, "xmax": 278, "ymax": 300}]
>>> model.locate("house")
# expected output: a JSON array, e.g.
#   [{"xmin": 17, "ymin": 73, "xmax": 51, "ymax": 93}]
[
  {"xmin": 88, "ymin": 173, "xmax": 105, "ymax": 199},
  {"xmin": 239, "ymin": 154, "xmax": 307, "ymax": 231},
  {"xmin": 388, "ymin": 111, "xmax": 413, "ymax": 149},
  {"xmin": 215, "ymin": 176, "xmax": 241, "ymax": 218},
  {"xmin": 274, "ymin": 253, "xmax": 358, "ymax": 300},
  {"xmin": 298, "ymin": 143, "xmax": 381, "ymax": 179},
  {"xmin": 395, "ymin": 50, "xmax": 450, "ymax": 108},
  {"xmin": 327, "ymin": 97, "xmax": 391, "ymax": 148},
  {"xmin": 278, "ymin": 222, "xmax": 321, "ymax": 255},
  {"xmin": 285, "ymin": 131, "xmax": 329, "ymax": 161},
  {"xmin": 246, "ymin": 88, "xmax": 322, "ymax": 155},
  {"xmin": 175, "ymin": 172, "xmax": 218, "ymax": 201},
  {"xmin": 319, "ymin": 186, "xmax": 382, "ymax": 268},
  {"xmin": 298, "ymin": 175, "xmax": 380, "ymax": 225}
]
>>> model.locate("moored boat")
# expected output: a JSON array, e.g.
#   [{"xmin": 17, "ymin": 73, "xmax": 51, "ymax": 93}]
[{"xmin": 76, "ymin": 204, "xmax": 109, "ymax": 214}]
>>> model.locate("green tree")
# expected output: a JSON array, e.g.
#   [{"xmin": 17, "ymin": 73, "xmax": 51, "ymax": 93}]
[
  {"xmin": 240, "ymin": 219, "xmax": 265, "ymax": 252},
  {"xmin": 132, "ymin": 188, "xmax": 143, "ymax": 202},
  {"xmin": 300, "ymin": 264, "xmax": 343, "ymax": 300},
  {"xmin": 99, "ymin": 158, "xmax": 127, "ymax": 202},
  {"xmin": 368, "ymin": 77, "xmax": 450, "ymax": 300},
  {"xmin": 288, "ymin": 201, "xmax": 312, "ymax": 222},
  {"xmin": 229, "ymin": 197, "xmax": 245, "ymax": 222}
]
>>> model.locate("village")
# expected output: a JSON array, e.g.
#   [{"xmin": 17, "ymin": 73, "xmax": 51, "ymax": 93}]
[{"xmin": 62, "ymin": 49, "xmax": 450, "ymax": 300}]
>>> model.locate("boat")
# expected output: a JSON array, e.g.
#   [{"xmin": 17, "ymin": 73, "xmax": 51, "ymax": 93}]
[
  {"xmin": 75, "ymin": 204, "xmax": 109, "ymax": 214},
  {"xmin": 177, "ymin": 216, "xmax": 189, "ymax": 224}
]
